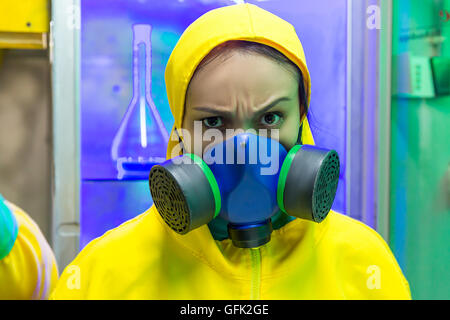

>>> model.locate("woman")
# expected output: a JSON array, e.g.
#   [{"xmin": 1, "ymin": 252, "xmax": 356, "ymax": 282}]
[{"xmin": 51, "ymin": 3, "xmax": 411, "ymax": 299}]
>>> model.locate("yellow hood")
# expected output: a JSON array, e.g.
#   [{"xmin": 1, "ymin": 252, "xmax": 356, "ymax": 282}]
[
  {"xmin": 50, "ymin": 4, "xmax": 411, "ymax": 300},
  {"xmin": 165, "ymin": 3, "xmax": 315, "ymax": 159}
]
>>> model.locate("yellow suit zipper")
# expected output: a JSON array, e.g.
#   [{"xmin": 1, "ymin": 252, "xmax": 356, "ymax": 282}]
[{"xmin": 249, "ymin": 248, "xmax": 261, "ymax": 300}]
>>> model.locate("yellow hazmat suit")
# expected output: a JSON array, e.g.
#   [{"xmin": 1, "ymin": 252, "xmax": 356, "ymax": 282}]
[
  {"xmin": 0, "ymin": 195, "xmax": 58, "ymax": 299},
  {"xmin": 50, "ymin": 4, "xmax": 411, "ymax": 299}
]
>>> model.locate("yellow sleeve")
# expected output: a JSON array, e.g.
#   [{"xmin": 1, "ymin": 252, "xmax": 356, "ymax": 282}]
[{"xmin": 0, "ymin": 201, "xmax": 59, "ymax": 300}]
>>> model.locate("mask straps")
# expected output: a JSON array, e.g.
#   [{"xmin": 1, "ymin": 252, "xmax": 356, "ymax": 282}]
[
  {"xmin": 296, "ymin": 122, "xmax": 303, "ymax": 145},
  {"xmin": 174, "ymin": 127, "xmax": 186, "ymax": 154}
]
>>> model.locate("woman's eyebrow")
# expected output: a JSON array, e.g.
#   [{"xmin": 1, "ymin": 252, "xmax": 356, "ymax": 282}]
[
  {"xmin": 192, "ymin": 105, "xmax": 232, "ymax": 117},
  {"xmin": 254, "ymin": 96, "xmax": 291, "ymax": 116},
  {"xmin": 192, "ymin": 96, "xmax": 291, "ymax": 117}
]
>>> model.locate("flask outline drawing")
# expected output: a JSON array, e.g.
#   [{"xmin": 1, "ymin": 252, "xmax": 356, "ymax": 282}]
[{"xmin": 111, "ymin": 24, "xmax": 169, "ymax": 180}]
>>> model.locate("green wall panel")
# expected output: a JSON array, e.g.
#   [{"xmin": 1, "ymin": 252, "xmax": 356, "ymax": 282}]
[{"xmin": 390, "ymin": 0, "xmax": 450, "ymax": 300}]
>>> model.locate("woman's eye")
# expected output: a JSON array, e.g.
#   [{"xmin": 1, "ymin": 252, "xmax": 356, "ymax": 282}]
[
  {"xmin": 260, "ymin": 112, "xmax": 282, "ymax": 126},
  {"xmin": 203, "ymin": 116, "xmax": 223, "ymax": 128}
]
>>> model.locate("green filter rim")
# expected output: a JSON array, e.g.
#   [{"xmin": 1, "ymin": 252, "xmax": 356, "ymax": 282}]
[
  {"xmin": 277, "ymin": 145, "xmax": 302, "ymax": 213},
  {"xmin": 187, "ymin": 153, "xmax": 221, "ymax": 218}
]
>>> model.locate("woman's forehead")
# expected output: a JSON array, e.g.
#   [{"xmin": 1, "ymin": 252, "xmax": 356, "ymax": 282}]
[{"xmin": 185, "ymin": 52, "xmax": 299, "ymax": 109}]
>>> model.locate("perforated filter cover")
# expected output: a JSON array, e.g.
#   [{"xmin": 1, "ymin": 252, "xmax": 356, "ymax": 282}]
[
  {"xmin": 149, "ymin": 165, "xmax": 191, "ymax": 234},
  {"xmin": 311, "ymin": 150, "xmax": 340, "ymax": 222}
]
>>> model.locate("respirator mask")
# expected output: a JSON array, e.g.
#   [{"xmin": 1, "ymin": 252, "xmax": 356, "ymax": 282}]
[{"xmin": 149, "ymin": 132, "xmax": 339, "ymax": 248}]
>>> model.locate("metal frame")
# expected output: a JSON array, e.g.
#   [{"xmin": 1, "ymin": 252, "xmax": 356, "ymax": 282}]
[
  {"xmin": 51, "ymin": 0, "xmax": 81, "ymax": 272},
  {"xmin": 345, "ymin": 0, "xmax": 353, "ymax": 221},
  {"xmin": 346, "ymin": 0, "xmax": 392, "ymax": 239},
  {"xmin": 347, "ymin": 0, "xmax": 374, "ymax": 226},
  {"xmin": 377, "ymin": 0, "xmax": 393, "ymax": 242}
]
